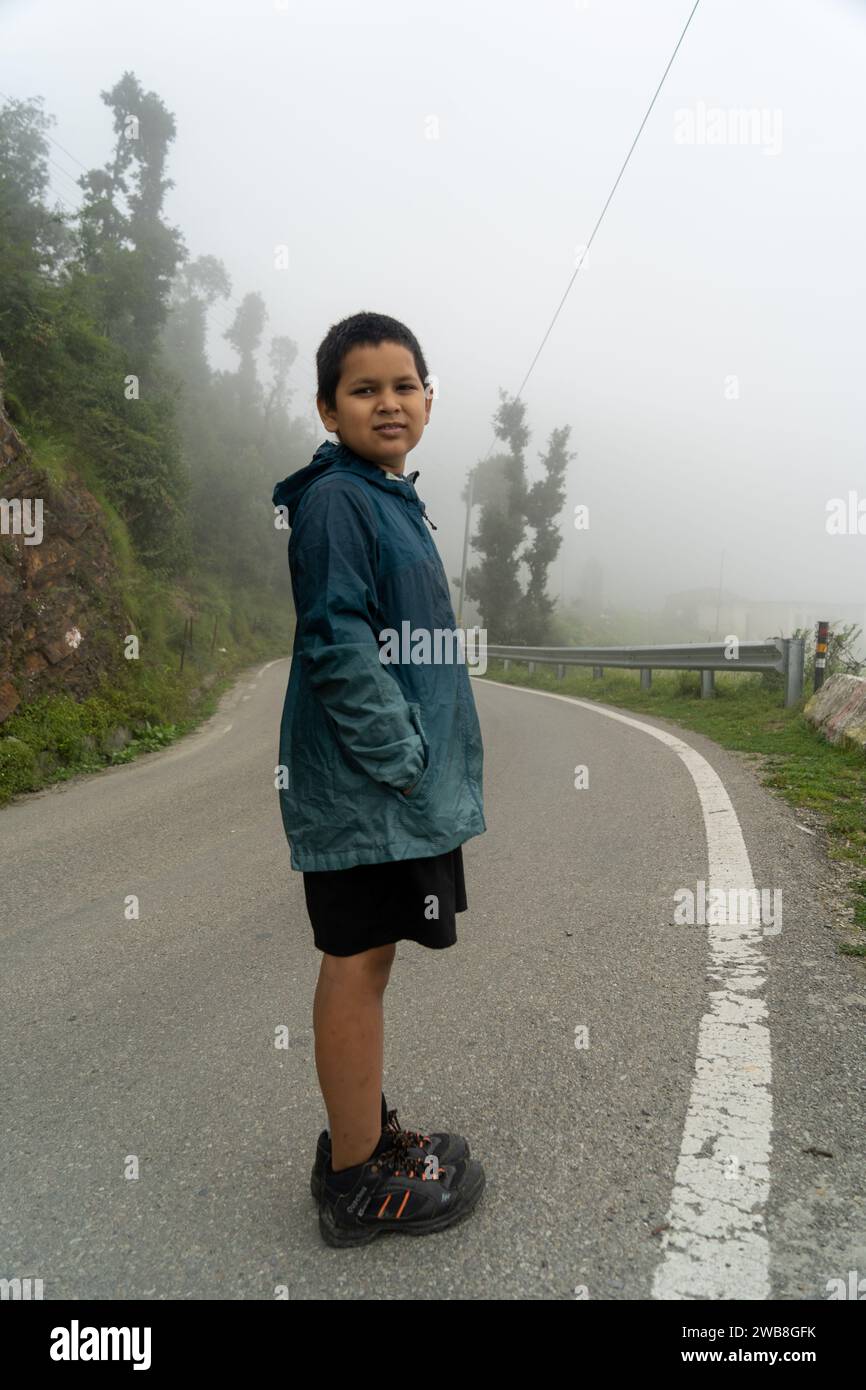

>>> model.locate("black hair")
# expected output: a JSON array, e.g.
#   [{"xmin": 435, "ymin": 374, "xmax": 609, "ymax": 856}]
[{"xmin": 315, "ymin": 311, "xmax": 430, "ymax": 412}]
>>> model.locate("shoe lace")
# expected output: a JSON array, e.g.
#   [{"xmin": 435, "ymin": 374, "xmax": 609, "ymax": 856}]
[{"xmin": 374, "ymin": 1109, "xmax": 443, "ymax": 1181}]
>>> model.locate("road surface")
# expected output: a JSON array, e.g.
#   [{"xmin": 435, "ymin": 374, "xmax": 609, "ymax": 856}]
[{"xmin": 1, "ymin": 659, "xmax": 864, "ymax": 1299}]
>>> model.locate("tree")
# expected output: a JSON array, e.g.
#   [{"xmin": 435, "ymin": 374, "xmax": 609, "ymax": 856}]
[
  {"xmin": 162, "ymin": 255, "xmax": 232, "ymax": 397},
  {"xmin": 77, "ymin": 71, "xmax": 187, "ymax": 363},
  {"xmin": 463, "ymin": 391, "xmax": 528, "ymax": 641},
  {"xmin": 223, "ymin": 291, "xmax": 267, "ymax": 413},
  {"xmin": 516, "ymin": 424, "xmax": 573, "ymax": 641},
  {"xmin": 462, "ymin": 395, "xmax": 573, "ymax": 643},
  {"xmin": 0, "ymin": 96, "xmax": 76, "ymax": 415},
  {"xmin": 259, "ymin": 335, "xmax": 298, "ymax": 447}
]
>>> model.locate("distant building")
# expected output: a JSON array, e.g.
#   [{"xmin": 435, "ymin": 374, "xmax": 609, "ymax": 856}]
[{"xmin": 662, "ymin": 588, "xmax": 866, "ymax": 654}]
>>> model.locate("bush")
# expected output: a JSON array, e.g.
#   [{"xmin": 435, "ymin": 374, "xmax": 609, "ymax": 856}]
[
  {"xmin": 4, "ymin": 693, "xmax": 91, "ymax": 764},
  {"xmin": 673, "ymin": 670, "xmax": 702, "ymax": 697},
  {"xmin": 0, "ymin": 736, "xmax": 38, "ymax": 799}
]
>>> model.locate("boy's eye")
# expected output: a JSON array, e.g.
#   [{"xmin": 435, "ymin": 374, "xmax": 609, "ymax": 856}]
[{"xmin": 353, "ymin": 384, "xmax": 417, "ymax": 394}]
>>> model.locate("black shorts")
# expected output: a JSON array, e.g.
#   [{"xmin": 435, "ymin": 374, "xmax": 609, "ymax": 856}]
[{"xmin": 303, "ymin": 846, "xmax": 467, "ymax": 957}]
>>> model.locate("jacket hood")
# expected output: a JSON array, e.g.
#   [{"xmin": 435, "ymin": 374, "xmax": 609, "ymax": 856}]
[{"xmin": 272, "ymin": 439, "xmax": 423, "ymax": 528}]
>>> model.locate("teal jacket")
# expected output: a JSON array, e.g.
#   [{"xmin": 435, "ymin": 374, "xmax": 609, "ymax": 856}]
[{"xmin": 272, "ymin": 439, "xmax": 486, "ymax": 871}]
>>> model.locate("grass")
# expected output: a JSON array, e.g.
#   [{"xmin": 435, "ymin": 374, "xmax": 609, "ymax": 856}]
[
  {"xmin": 476, "ymin": 659, "xmax": 866, "ymax": 957},
  {"xmin": 0, "ymin": 623, "xmax": 287, "ymax": 806}
]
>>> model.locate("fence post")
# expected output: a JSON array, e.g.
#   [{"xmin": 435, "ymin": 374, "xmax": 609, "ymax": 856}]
[
  {"xmin": 783, "ymin": 637, "xmax": 805, "ymax": 707},
  {"xmin": 211, "ymin": 616, "xmax": 218, "ymax": 654},
  {"xmin": 640, "ymin": 668, "xmax": 651, "ymax": 691},
  {"xmin": 527, "ymin": 661, "xmax": 536, "ymax": 674},
  {"xmin": 813, "ymin": 621, "xmax": 829, "ymax": 691},
  {"xmin": 179, "ymin": 617, "xmax": 190, "ymax": 672},
  {"xmin": 701, "ymin": 669, "xmax": 715, "ymax": 699},
  {"xmin": 592, "ymin": 666, "xmax": 603, "ymax": 679},
  {"xmin": 503, "ymin": 658, "xmax": 510, "ymax": 671},
  {"xmin": 556, "ymin": 663, "xmax": 565, "ymax": 679}
]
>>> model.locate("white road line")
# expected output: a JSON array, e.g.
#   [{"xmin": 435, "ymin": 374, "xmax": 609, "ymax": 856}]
[{"xmin": 485, "ymin": 683, "xmax": 772, "ymax": 1300}]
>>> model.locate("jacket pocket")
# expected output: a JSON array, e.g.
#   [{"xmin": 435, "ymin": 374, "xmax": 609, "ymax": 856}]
[{"xmin": 388, "ymin": 701, "xmax": 434, "ymax": 808}]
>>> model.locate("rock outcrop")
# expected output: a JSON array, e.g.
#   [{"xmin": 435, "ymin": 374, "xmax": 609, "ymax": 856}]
[
  {"xmin": 803, "ymin": 672, "xmax": 866, "ymax": 754},
  {"xmin": 0, "ymin": 363, "xmax": 127, "ymax": 724}
]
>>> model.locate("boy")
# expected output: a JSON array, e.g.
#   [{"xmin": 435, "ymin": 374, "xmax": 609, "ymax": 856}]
[{"xmin": 272, "ymin": 311, "xmax": 487, "ymax": 1247}]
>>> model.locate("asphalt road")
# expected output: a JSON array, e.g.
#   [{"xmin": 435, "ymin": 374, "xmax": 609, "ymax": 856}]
[{"xmin": 1, "ymin": 658, "xmax": 864, "ymax": 1300}]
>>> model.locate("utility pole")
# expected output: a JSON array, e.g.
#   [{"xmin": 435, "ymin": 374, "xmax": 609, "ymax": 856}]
[
  {"xmin": 714, "ymin": 550, "xmax": 725, "ymax": 637},
  {"xmin": 457, "ymin": 464, "xmax": 476, "ymax": 628}
]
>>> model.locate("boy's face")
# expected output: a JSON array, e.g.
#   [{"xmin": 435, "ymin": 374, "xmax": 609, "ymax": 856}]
[{"xmin": 317, "ymin": 341, "xmax": 432, "ymax": 473}]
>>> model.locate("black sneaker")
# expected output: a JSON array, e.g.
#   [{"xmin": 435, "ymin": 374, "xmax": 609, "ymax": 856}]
[
  {"xmin": 310, "ymin": 1107, "xmax": 470, "ymax": 1205},
  {"xmin": 318, "ymin": 1126, "xmax": 485, "ymax": 1248}
]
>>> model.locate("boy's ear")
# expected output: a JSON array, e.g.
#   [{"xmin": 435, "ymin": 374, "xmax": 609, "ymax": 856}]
[{"xmin": 317, "ymin": 398, "xmax": 338, "ymax": 433}]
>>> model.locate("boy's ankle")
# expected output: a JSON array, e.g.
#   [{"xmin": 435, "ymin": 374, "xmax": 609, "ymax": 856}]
[
  {"xmin": 327, "ymin": 1092, "xmax": 390, "ymax": 1170},
  {"xmin": 331, "ymin": 1130, "xmax": 390, "ymax": 1173}
]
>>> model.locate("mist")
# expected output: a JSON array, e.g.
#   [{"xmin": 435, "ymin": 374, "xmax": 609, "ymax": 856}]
[{"xmin": 4, "ymin": 0, "xmax": 864, "ymax": 648}]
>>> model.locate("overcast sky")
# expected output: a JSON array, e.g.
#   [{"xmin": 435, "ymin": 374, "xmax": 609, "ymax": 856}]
[{"xmin": 4, "ymin": 0, "xmax": 865, "ymax": 630}]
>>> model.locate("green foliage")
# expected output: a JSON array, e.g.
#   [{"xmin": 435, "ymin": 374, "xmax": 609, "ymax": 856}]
[
  {"xmin": 0, "ymin": 563, "xmax": 292, "ymax": 804},
  {"xmin": 0, "ymin": 74, "xmax": 312, "ymax": 805},
  {"xmin": 0, "ymin": 736, "xmax": 37, "ymax": 795},
  {"xmin": 673, "ymin": 669, "xmax": 702, "ymax": 697},
  {"xmin": 0, "ymin": 90, "xmax": 189, "ymax": 563},
  {"xmin": 0, "ymin": 72, "xmax": 317, "ymax": 601},
  {"xmin": 465, "ymin": 394, "xmax": 574, "ymax": 646},
  {"xmin": 3, "ymin": 691, "xmax": 112, "ymax": 763},
  {"xmin": 518, "ymin": 424, "xmax": 572, "ymax": 640},
  {"xmin": 465, "ymin": 396, "xmax": 529, "ymax": 643},
  {"xmin": 759, "ymin": 622, "xmax": 863, "ymax": 691}
]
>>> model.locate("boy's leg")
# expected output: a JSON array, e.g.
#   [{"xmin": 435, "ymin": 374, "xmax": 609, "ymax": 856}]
[{"xmin": 313, "ymin": 941, "xmax": 397, "ymax": 1171}]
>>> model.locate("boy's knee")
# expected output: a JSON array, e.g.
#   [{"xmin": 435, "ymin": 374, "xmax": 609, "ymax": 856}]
[
  {"xmin": 360, "ymin": 942, "xmax": 396, "ymax": 981},
  {"xmin": 322, "ymin": 942, "xmax": 396, "ymax": 988}
]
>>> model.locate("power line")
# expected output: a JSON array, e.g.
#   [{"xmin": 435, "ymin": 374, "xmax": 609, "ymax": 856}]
[
  {"xmin": 0, "ymin": 88, "xmax": 91, "ymax": 171},
  {"xmin": 47, "ymin": 154, "xmax": 84, "ymax": 193},
  {"xmin": 510, "ymin": 0, "xmax": 702, "ymax": 406},
  {"xmin": 457, "ymin": 0, "xmax": 703, "ymax": 625},
  {"xmin": 0, "ymin": 91, "xmax": 84, "ymax": 216},
  {"xmin": 3, "ymin": 0, "xmax": 701, "ymax": 429}
]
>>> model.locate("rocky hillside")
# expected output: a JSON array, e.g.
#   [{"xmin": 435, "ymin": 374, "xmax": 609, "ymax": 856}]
[{"xmin": 0, "ymin": 380, "xmax": 127, "ymax": 724}]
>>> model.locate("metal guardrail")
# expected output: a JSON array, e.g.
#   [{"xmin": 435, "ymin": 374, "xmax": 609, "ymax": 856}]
[{"xmin": 485, "ymin": 638, "xmax": 806, "ymax": 708}]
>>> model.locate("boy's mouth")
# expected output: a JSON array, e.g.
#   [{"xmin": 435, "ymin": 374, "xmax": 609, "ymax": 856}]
[{"xmin": 374, "ymin": 424, "xmax": 405, "ymax": 436}]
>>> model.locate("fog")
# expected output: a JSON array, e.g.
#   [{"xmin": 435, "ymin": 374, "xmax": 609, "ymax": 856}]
[{"xmin": 5, "ymin": 0, "xmax": 865, "ymax": 646}]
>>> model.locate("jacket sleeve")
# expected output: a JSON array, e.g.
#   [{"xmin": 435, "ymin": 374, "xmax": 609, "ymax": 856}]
[{"xmin": 289, "ymin": 477, "xmax": 425, "ymax": 791}]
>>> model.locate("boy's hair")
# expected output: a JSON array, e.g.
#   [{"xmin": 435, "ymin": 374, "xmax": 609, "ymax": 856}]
[{"xmin": 316, "ymin": 311, "xmax": 429, "ymax": 412}]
